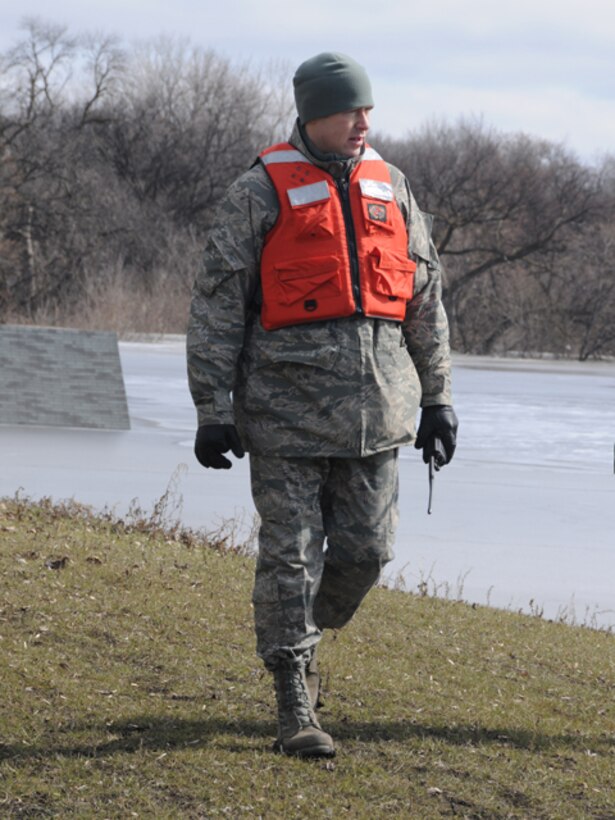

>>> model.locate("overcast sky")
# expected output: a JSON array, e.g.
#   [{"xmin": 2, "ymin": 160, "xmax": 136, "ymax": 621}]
[{"xmin": 1, "ymin": 0, "xmax": 613, "ymax": 164}]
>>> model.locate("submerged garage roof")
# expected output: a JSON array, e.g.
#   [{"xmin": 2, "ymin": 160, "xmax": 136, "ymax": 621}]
[{"xmin": 0, "ymin": 325, "xmax": 130, "ymax": 430}]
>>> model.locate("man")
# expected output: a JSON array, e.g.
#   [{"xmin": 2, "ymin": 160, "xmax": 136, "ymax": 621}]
[{"xmin": 187, "ymin": 52, "xmax": 458, "ymax": 758}]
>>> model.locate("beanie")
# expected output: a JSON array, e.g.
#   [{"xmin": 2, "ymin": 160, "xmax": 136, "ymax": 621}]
[{"xmin": 293, "ymin": 52, "xmax": 374, "ymax": 124}]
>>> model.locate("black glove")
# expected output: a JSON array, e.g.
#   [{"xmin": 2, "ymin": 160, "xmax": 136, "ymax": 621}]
[
  {"xmin": 194, "ymin": 424, "xmax": 245, "ymax": 469},
  {"xmin": 414, "ymin": 405, "xmax": 458, "ymax": 467}
]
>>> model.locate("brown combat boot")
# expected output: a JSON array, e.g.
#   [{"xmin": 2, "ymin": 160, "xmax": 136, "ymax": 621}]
[{"xmin": 272, "ymin": 659, "xmax": 335, "ymax": 758}]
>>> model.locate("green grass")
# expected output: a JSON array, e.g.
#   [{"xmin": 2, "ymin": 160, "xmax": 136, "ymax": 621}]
[{"xmin": 1, "ymin": 495, "xmax": 614, "ymax": 819}]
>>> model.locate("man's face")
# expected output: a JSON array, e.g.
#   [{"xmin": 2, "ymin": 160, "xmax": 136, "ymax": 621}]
[{"xmin": 305, "ymin": 107, "xmax": 372, "ymax": 158}]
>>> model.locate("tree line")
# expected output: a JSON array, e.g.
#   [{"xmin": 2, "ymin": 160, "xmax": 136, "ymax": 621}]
[{"xmin": 2, "ymin": 19, "xmax": 614, "ymax": 358}]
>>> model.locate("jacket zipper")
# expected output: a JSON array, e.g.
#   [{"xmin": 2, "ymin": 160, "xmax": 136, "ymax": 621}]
[{"xmin": 336, "ymin": 177, "xmax": 363, "ymax": 315}]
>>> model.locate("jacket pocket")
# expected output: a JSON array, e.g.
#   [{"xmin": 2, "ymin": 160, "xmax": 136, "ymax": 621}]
[
  {"xmin": 248, "ymin": 323, "xmax": 340, "ymax": 371},
  {"xmin": 410, "ymin": 208, "xmax": 438, "ymax": 268},
  {"xmin": 200, "ymin": 235, "xmax": 247, "ymax": 296}
]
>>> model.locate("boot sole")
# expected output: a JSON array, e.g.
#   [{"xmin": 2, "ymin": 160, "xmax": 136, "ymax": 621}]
[{"xmin": 273, "ymin": 740, "xmax": 336, "ymax": 758}]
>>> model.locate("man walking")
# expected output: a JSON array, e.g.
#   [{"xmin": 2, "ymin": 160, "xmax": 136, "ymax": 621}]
[{"xmin": 187, "ymin": 52, "xmax": 458, "ymax": 758}]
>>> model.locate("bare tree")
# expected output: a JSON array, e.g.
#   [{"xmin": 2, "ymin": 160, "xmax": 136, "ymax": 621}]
[
  {"xmin": 523, "ymin": 211, "xmax": 615, "ymax": 360},
  {"xmin": 1, "ymin": 22, "xmax": 293, "ymax": 323},
  {"xmin": 2, "ymin": 21, "xmax": 613, "ymax": 350},
  {"xmin": 0, "ymin": 18, "xmax": 126, "ymax": 315},
  {"xmin": 374, "ymin": 120, "xmax": 607, "ymax": 354},
  {"xmin": 103, "ymin": 39, "xmax": 293, "ymax": 231}
]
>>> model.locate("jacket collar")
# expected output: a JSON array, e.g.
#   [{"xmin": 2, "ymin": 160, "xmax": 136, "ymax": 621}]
[{"xmin": 289, "ymin": 119, "xmax": 364, "ymax": 180}]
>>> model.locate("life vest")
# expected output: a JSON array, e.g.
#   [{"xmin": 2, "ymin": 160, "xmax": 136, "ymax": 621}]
[{"xmin": 258, "ymin": 143, "xmax": 416, "ymax": 331}]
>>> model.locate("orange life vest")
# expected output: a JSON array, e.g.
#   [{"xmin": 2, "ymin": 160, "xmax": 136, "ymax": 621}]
[{"xmin": 258, "ymin": 143, "xmax": 416, "ymax": 331}]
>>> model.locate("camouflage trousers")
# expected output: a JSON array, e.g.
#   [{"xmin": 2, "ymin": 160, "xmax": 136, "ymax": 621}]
[{"xmin": 249, "ymin": 450, "xmax": 399, "ymax": 665}]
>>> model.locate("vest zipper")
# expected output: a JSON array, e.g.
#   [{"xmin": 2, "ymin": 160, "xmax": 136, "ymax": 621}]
[{"xmin": 336, "ymin": 177, "xmax": 363, "ymax": 315}]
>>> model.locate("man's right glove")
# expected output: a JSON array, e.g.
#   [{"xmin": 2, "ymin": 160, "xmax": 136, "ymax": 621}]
[
  {"xmin": 194, "ymin": 424, "xmax": 245, "ymax": 470},
  {"xmin": 414, "ymin": 405, "xmax": 458, "ymax": 468}
]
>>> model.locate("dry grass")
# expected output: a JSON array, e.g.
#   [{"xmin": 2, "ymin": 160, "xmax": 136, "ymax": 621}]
[
  {"xmin": 1, "ymin": 495, "xmax": 614, "ymax": 818},
  {"xmin": 3, "ymin": 266, "xmax": 193, "ymax": 337}
]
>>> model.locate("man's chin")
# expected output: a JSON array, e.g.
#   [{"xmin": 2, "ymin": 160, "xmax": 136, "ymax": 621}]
[{"xmin": 343, "ymin": 144, "xmax": 363, "ymax": 157}]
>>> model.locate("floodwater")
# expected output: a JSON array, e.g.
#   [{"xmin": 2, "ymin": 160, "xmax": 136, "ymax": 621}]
[{"xmin": 1, "ymin": 338, "xmax": 613, "ymax": 628}]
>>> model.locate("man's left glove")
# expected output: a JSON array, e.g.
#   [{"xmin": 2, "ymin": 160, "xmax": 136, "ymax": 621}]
[
  {"xmin": 194, "ymin": 424, "xmax": 245, "ymax": 470},
  {"xmin": 415, "ymin": 405, "xmax": 458, "ymax": 467}
]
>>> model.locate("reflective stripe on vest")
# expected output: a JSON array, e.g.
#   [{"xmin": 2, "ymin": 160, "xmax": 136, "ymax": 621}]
[{"xmin": 258, "ymin": 142, "xmax": 416, "ymax": 331}]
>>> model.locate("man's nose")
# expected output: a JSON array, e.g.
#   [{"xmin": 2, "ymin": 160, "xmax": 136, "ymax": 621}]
[{"xmin": 356, "ymin": 109, "xmax": 370, "ymax": 129}]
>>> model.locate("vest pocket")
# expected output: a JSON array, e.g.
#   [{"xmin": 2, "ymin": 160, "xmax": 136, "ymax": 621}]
[
  {"xmin": 292, "ymin": 200, "xmax": 336, "ymax": 240},
  {"xmin": 367, "ymin": 248, "xmax": 416, "ymax": 300},
  {"xmin": 272, "ymin": 256, "xmax": 342, "ymax": 306},
  {"xmin": 361, "ymin": 199, "xmax": 396, "ymax": 234}
]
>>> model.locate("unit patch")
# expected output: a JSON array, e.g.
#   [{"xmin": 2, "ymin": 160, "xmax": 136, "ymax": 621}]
[{"xmin": 367, "ymin": 202, "xmax": 388, "ymax": 223}]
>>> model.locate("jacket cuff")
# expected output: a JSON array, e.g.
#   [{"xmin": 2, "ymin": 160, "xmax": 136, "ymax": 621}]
[{"xmin": 195, "ymin": 390, "xmax": 234, "ymax": 427}]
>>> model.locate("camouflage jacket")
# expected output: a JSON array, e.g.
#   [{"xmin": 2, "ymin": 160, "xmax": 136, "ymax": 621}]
[{"xmin": 187, "ymin": 121, "xmax": 452, "ymax": 458}]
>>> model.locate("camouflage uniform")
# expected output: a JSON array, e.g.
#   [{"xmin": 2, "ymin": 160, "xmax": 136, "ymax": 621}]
[
  {"xmin": 250, "ymin": 449, "xmax": 399, "ymax": 661},
  {"xmin": 187, "ymin": 122, "xmax": 452, "ymax": 665}
]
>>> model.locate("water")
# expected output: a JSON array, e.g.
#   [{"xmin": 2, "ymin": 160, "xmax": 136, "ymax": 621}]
[{"xmin": 1, "ymin": 340, "xmax": 613, "ymax": 628}]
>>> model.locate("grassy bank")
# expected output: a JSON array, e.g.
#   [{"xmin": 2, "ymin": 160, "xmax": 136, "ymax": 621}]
[{"xmin": 1, "ymin": 496, "xmax": 614, "ymax": 818}]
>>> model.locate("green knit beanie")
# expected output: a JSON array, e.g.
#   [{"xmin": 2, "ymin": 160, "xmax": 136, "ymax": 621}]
[{"xmin": 293, "ymin": 52, "xmax": 374, "ymax": 124}]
